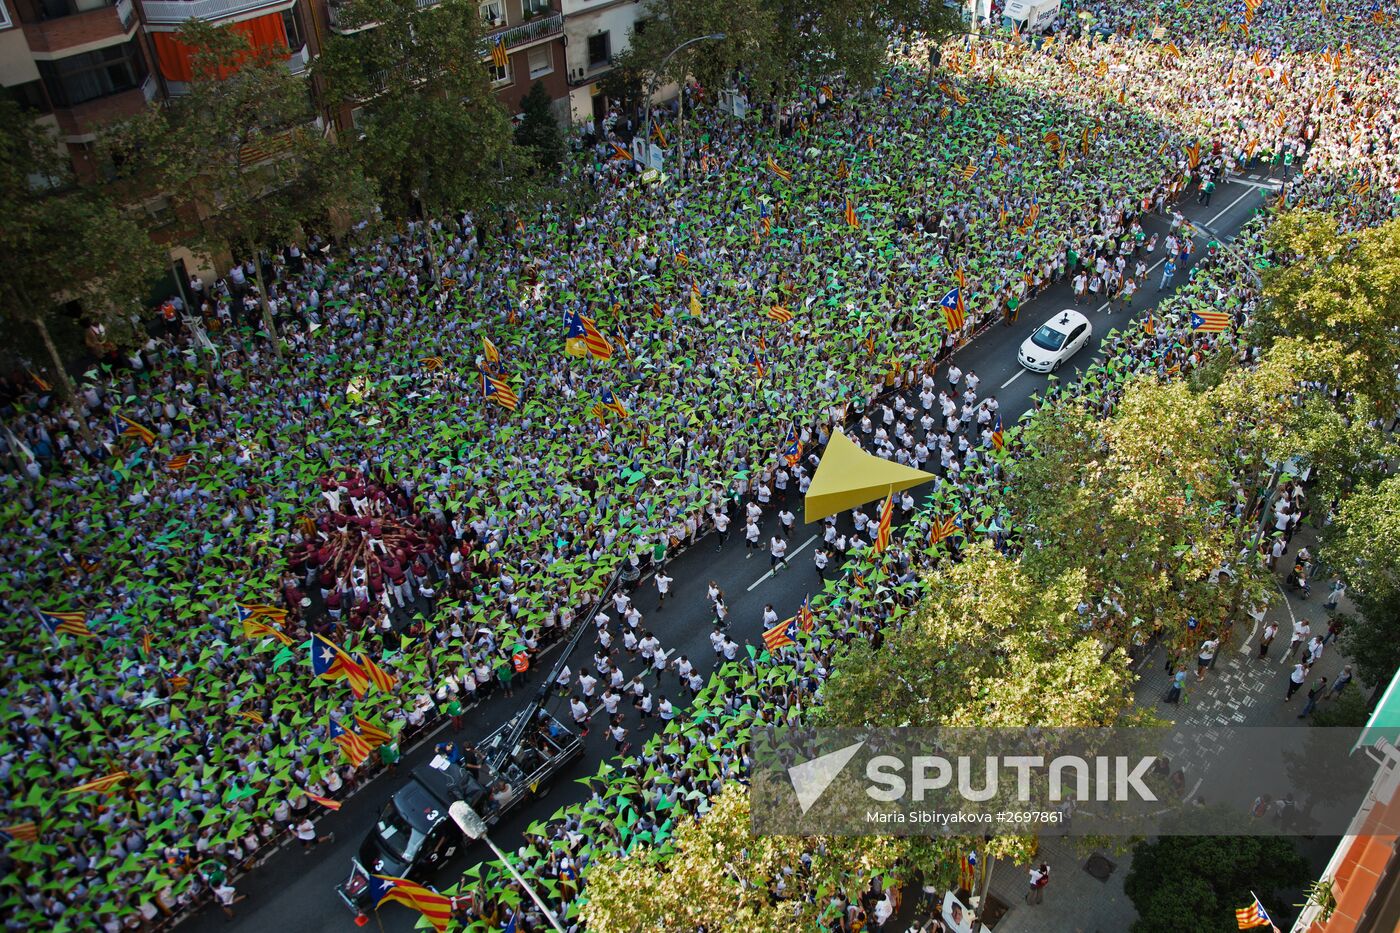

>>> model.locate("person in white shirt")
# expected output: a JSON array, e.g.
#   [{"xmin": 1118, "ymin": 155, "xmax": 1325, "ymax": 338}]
[
  {"xmin": 654, "ymin": 571, "xmax": 672, "ymax": 610},
  {"xmin": 769, "ymin": 536, "xmax": 789, "ymax": 570},
  {"xmin": 778, "ymin": 508, "xmax": 796, "ymax": 539},
  {"xmin": 712, "ymin": 510, "xmax": 730, "ymax": 550}
]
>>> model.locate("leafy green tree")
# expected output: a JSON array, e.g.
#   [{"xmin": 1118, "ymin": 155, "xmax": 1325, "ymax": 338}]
[
  {"xmin": 317, "ymin": 0, "xmax": 521, "ymax": 221},
  {"xmin": 580, "ymin": 783, "xmax": 910, "ymax": 931},
  {"xmin": 598, "ymin": 47, "xmax": 648, "ymax": 117},
  {"xmin": 1260, "ymin": 211, "xmax": 1400, "ymax": 412},
  {"xmin": 628, "ymin": 0, "xmax": 962, "ymax": 103},
  {"xmin": 0, "ymin": 99, "xmax": 163, "ymax": 399},
  {"xmin": 117, "ymin": 21, "xmax": 372, "ymax": 357},
  {"xmin": 1326, "ymin": 475, "xmax": 1400, "ymax": 687},
  {"xmin": 1014, "ymin": 378, "xmax": 1273, "ymax": 656},
  {"xmin": 1124, "ymin": 835, "xmax": 1307, "ymax": 933},
  {"xmin": 818, "ymin": 543, "xmax": 1135, "ymax": 729},
  {"xmin": 515, "ymin": 81, "xmax": 565, "ymax": 175}
]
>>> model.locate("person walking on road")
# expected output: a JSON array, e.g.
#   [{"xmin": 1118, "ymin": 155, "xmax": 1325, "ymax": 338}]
[
  {"xmin": 1327, "ymin": 665, "xmax": 1354, "ymax": 700},
  {"xmin": 1158, "ymin": 257, "xmax": 1177, "ymax": 291},
  {"xmin": 1257, "ymin": 621, "xmax": 1278, "ymax": 660},
  {"xmin": 814, "ymin": 546, "xmax": 830, "ymax": 582},
  {"xmin": 712, "ymin": 510, "xmax": 730, "ymax": 551},
  {"xmin": 296, "ymin": 818, "xmax": 334, "ymax": 853},
  {"xmin": 654, "ymin": 571, "xmax": 672, "ymax": 610},
  {"xmin": 1285, "ymin": 662, "xmax": 1308, "ymax": 701},
  {"xmin": 1298, "ymin": 677, "xmax": 1329, "ymax": 719},
  {"xmin": 1195, "ymin": 636, "xmax": 1220, "ymax": 682},
  {"xmin": 769, "ymin": 535, "xmax": 789, "ymax": 571},
  {"xmin": 1027, "ymin": 864, "xmax": 1049, "ymax": 904}
]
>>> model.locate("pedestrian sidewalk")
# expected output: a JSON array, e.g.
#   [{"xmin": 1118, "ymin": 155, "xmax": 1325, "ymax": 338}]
[{"xmin": 988, "ymin": 526, "xmax": 1352, "ymax": 933}]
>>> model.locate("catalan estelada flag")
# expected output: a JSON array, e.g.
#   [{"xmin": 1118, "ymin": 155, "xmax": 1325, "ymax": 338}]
[
  {"xmin": 114, "ymin": 414, "xmax": 155, "ymax": 445},
  {"xmin": 959, "ymin": 852, "xmax": 979, "ymax": 892},
  {"xmin": 490, "ymin": 36, "xmax": 508, "ymax": 70},
  {"xmin": 242, "ymin": 616, "xmax": 293, "ymax": 646},
  {"xmin": 874, "ymin": 492, "xmax": 893, "ymax": 553},
  {"xmin": 766, "ymin": 157, "xmax": 793, "ymax": 182},
  {"xmin": 608, "ymin": 141, "xmax": 632, "ymax": 161},
  {"xmin": 1235, "ymin": 894, "xmax": 1273, "ymax": 929},
  {"xmin": 370, "ymin": 876, "xmax": 455, "ymax": 932},
  {"xmin": 311, "ymin": 633, "xmax": 370, "ymax": 699},
  {"xmin": 482, "ymin": 373, "xmax": 519, "ymax": 411},
  {"xmin": 1143, "ymin": 314, "xmax": 1157, "ymax": 336},
  {"xmin": 929, "ymin": 515, "xmax": 958, "ymax": 545},
  {"xmin": 1189, "ymin": 310, "xmax": 1230, "ymax": 332},
  {"xmin": 1183, "ymin": 141, "xmax": 1202, "ymax": 168},
  {"xmin": 235, "ymin": 603, "xmax": 287, "ymax": 624},
  {"xmin": 939, "ymin": 286, "xmax": 967, "ymax": 332},
  {"xmin": 797, "ymin": 594, "xmax": 815, "ymax": 633},
  {"xmin": 580, "ymin": 315, "xmax": 613, "ymax": 360},
  {"xmin": 960, "ymin": 162, "xmax": 980, "ymax": 181},
  {"xmin": 991, "ymin": 413, "xmax": 1005, "ymax": 451},
  {"xmin": 165, "ymin": 453, "xmax": 191, "ymax": 473},
  {"xmin": 762, "ymin": 617, "xmax": 798, "ymax": 651},
  {"xmin": 768, "ymin": 304, "xmax": 793, "ymax": 324},
  {"xmin": 749, "ymin": 348, "xmax": 767, "ymax": 379},
  {"xmin": 38, "ymin": 610, "xmax": 93, "ymax": 638},
  {"xmin": 360, "ymin": 654, "xmax": 398, "ymax": 694},
  {"xmin": 355, "ymin": 716, "xmax": 393, "ymax": 748},
  {"xmin": 482, "ymin": 335, "xmax": 500, "ymax": 366},
  {"xmin": 329, "ymin": 718, "xmax": 372, "ymax": 767},
  {"xmin": 601, "ymin": 387, "xmax": 628, "ymax": 419},
  {"xmin": 63, "ymin": 771, "xmax": 129, "ymax": 795},
  {"xmin": 782, "ymin": 425, "xmax": 802, "ymax": 467},
  {"xmin": 689, "ymin": 281, "xmax": 703, "ymax": 317},
  {"xmin": 844, "ymin": 198, "xmax": 860, "ymax": 229},
  {"xmin": 419, "ymin": 356, "xmax": 444, "ymax": 371}
]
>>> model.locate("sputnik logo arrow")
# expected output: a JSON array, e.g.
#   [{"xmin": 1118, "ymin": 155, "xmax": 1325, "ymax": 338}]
[{"xmin": 786, "ymin": 740, "xmax": 865, "ymax": 814}]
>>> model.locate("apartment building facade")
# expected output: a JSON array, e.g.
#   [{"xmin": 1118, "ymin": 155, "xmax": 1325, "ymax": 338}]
[
  {"xmin": 0, "ymin": 0, "xmax": 315, "ymax": 180},
  {"xmin": 318, "ymin": 0, "xmax": 569, "ymax": 122},
  {"xmin": 560, "ymin": 0, "xmax": 642, "ymax": 124}
]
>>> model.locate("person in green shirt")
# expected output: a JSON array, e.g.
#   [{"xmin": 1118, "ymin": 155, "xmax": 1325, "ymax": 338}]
[{"xmin": 444, "ymin": 697, "xmax": 464, "ymax": 731}]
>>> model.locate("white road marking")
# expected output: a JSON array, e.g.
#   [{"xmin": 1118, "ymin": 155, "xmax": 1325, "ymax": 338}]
[
  {"xmin": 1224, "ymin": 178, "xmax": 1283, "ymax": 191},
  {"xmin": 1206, "ymin": 187, "xmax": 1260, "ymax": 228},
  {"xmin": 999, "ymin": 368, "xmax": 1026, "ymax": 389},
  {"xmin": 1247, "ymin": 173, "xmax": 1261, "ymax": 179},
  {"xmin": 747, "ymin": 534, "xmax": 819, "ymax": 591}
]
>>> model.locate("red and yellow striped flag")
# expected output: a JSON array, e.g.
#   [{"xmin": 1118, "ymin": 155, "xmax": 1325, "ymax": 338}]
[
  {"xmin": 306, "ymin": 792, "xmax": 342, "ymax": 811},
  {"xmin": 874, "ymin": 492, "xmax": 894, "ymax": 554},
  {"xmin": 360, "ymin": 655, "xmax": 398, "ymax": 694},
  {"xmin": 1, "ymin": 821, "xmax": 39, "ymax": 843},
  {"xmin": 372, "ymin": 876, "xmax": 455, "ymax": 932},
  {"xmin": 579, "ymin": 316, "xmax": 613, "ymax": 360},
  {"xmin": 355, "ymin": 716, "xmax": 393, "ymax": 748},
  {"xmin": 63, "ymin": 771, "xmax": 130, "ymax": 795}
]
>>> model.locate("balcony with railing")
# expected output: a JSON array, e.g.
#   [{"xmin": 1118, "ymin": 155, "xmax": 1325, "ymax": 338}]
[
  {"xmin": 20, "ymin": 0, "xmax": 135, "ymax": 52},
  {"xmin": 326, "ymin": 0, "xmax": 437, "ymax": 33},
  {"xmin": 487, "ymin": 10, "xmax": 563, "ymax": 50},
  {"xmin": 140, "ymin": 0, "xmax": 292, "ymax": 26}
]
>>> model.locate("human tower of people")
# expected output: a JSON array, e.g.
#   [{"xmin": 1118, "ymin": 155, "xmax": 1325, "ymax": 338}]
[{"xmin": 0, "ymin": 0, "xmax": 1396, "ymax": 928}]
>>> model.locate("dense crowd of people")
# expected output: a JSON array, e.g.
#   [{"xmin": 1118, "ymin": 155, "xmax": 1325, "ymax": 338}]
[{"xmin": 2, "ymin": 0, "xmax": 1397, "ymax": 928}]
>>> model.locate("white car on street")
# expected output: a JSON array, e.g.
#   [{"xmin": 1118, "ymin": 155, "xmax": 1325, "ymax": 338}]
[{"xmin": 1017, "ymin": 309, "xmax": 1093, "ymax": 373}]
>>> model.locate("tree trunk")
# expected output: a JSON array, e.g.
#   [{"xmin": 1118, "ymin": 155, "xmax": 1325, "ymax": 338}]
[
  {"xmin": 31, "ymin": 312, "xmax": 96, "ymax": 445},
  {"xmin": 252, "ymin": 253, "xmax": 283, "ymax": 360}
]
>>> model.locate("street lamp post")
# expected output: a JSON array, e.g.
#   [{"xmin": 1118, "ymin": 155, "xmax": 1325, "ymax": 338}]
[
  {"xmin": 449, "ymin": 802, "xmax": 565, "ymax": 933},
  {"xmin": 640, "ymin": 33, "xmax": 726, "ymax": 178}
]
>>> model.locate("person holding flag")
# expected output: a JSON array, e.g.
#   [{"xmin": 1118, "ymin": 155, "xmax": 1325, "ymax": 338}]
[{"xmin": 874, "ymin": 491, "xmax": 894, "ymax": 553}]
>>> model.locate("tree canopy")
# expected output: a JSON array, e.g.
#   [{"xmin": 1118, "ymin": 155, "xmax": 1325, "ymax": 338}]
[
  {"xmin": 0, "ymin": 98, "xmax": 163, "ymax": 397},
  {"xmin": 317, "ymin": 0, "xmax": 522, "ymax": 219},
  {"xmin": 1260, "ymin": 211, "xmax": 1400, "ymax": 412}
]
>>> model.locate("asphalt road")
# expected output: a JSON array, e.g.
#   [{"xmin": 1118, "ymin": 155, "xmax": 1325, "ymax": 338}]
[{"xmin": 193, "ymin": 172, "xmax": 1274, "ymax": 933}]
